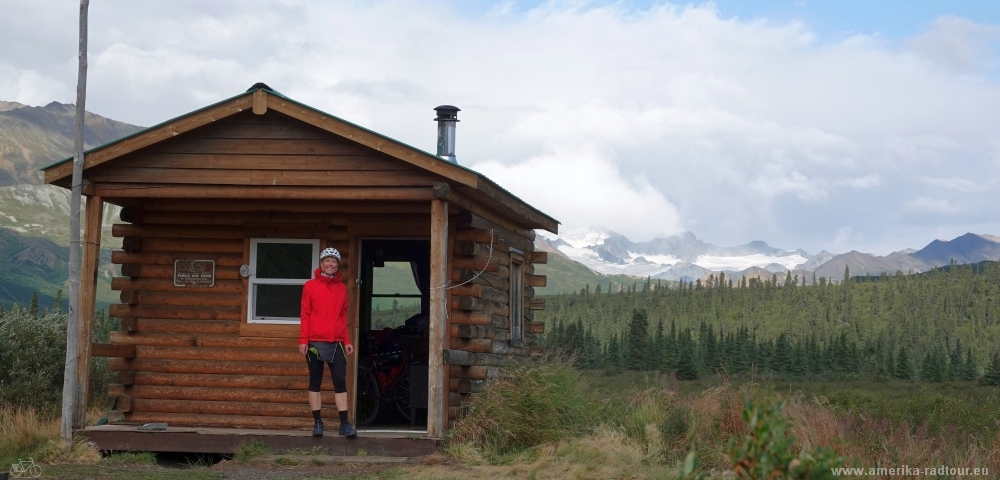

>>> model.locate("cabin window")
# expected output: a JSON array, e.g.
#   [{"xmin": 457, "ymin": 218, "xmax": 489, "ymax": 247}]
[
  {"xmin": 248, "ymin": 239, "xmax": 320, "ymax": 324},
  {"xmin": 509, "ymin": 250, "xmax": 524, "ymax": 347}
]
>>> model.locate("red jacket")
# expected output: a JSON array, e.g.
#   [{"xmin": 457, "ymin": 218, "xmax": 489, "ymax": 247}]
[{"xmin": 299, "ymin": 268, "xmax": 350, "ymax": 346}]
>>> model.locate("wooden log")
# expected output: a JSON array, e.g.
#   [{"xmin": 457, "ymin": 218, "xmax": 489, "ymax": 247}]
[
  {"xmin": 491, "ymin": 343, "xmax": 530, "ymax": 356},
  {"xmin": 454, "ymin": 211, "xmax": 536, "ymax": 243},
  {"xmin": 529, "ymin": 251, "xmax": 548, "ymax": 264},
  {"xmin": 448, "ymin": 406, "xmax": 461, "ymax": 421},
  {"xmin": 119, "ymin": 291, "xmax": 243, "ymax": 308},
  {"xmin": 109, "ymin": 304, "xmax": 241, "ymax": 321},
  {"xmin": 136, "ymin": 238, "xmax": 243, "ymax": 254},
  {"xmin": 94, "ymin": 184, "xmax": 436, "ymax": 202},
  {"xmin": 109, "ymin": 385, "xmax": 336, "ymax": 404},
  {"xmin": 524, "ymin": 285, "xmax": 535, "ymax": 299},
  {"xmin": 119, "ymin": 264, "xmax": 241, "ymax": 279},
  {"xmin": 121, "ymin": 209, "xmax": 356, "ymax": 227},
  {"xmin": 527, "ymin": 275, "xmax": 547, "ymax": 287},
  {"xmin": 450, "ymin": 338, "xmax": 492, "ymax": 354},
  {"xmin": 112, "ymin": 224, "xmax": 247, "ymax": 240},
  {"xmin": 131, "ymin": 400, "xmax": 346, "ymax": 420},
  {"xmin": 449, "ymin": 366, "xmax": 489, "ymax": 381},
  {"xmin": 118, "ymin": 397, "xmax": 133, "ymax": 413},
  {"xmin": 451, "ymin": 297, "xmax": 510, "ymax": 317},
  {"xmin": 112, "ymin": 251, "xmax": 244, "ymax": 267},
  {"xmin": 529, "ymin": 298, "xmax": 545, "ymax": 311},
  {"xmin": 433, "ymin": 183, "xmax": 537, "ymax": 241},
  {"xmin": 135, "ymin": 346, "xmax": 300, "ymax": 363},
  {"xmin": 111, "ymin": 277, "xmax": 243, "ymax": 294},
  {"xmin": 449, "ymin": 378, "xmax": 486, "ymax": 394},
  {"xmin": 449, "ymin": 392, "xmax": 469, "ymax": 407},
  {"xmin": 109, "ymin": 331, "xmax": 298, "ymax": 349},
  {"xmin": 451, "ymin": 268, "xmax": 509, "ymax": 292},
  {"xmin": 457, "ymin": 246, "xmax": 510, "ymax": 268},
  {"xmin": 528, "ymin": 321, "xmax": 545, "ymax": 334},
  {"xmin": 124, "ymin": 412, "xmax": 324, "ymax": 430},
  {"xmin": 131, "ymin": 372, "xmax": 335, "ymax": 391},
  {"xmin": 442, "ymin": 349, "xmax": 514, "ymax": 367},
  {"xmin": 122, "ymin": 237, "xmax": 142, "ymax": 252},
  {"xmin": 119, "ymin": 207, "xmax": 143, "ymax": 223},
  {"xmin": 449, "ymin": 311, "xmax": 507, "ymax": 328},
  {"xmin": 451, "ymin": 325, "xmax": 510, "ymax": 342},
  {"xmin": 454, "ymin": 227, "xmax": 534, "ymax": 255},
  {"xmin": 117, "ymin": 371, "xmax": 135, "ymax": 386},
  {"xmin": 109, "ymin": 358, "xmax": 308, "ymax": 376},
  {"xmin": 428, "ymin": 199, "xmax": 448, "ymax": 439},
  {"xmin": 130, "ymin": 319, "xmax": 241, "ymax": 335},
  {"xmin": 450, "ymin": 284, "xmax": 508, "ymax": 304},
  {"xmin": 75, "ymin": 195, "xmax": 104, "ymax": 427},
  {"xmin": 452, "ymin": 256, "xmax": 509, "ymax": 275},
  {"xmin": 138, "ymin": 198, "xmax": 429, "ymax": 214},
  {"xmin": 91, "ymin": 343, "xmax": 136, "ymax": 359}
]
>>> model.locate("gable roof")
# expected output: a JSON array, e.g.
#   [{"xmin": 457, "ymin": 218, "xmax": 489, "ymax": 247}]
[{"xmin": 43, "ymin": 84, "xmax": 558, "ymax": 233}]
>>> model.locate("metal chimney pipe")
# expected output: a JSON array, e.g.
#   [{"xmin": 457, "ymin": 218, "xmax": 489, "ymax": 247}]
[{"xmin": 434, "ymin": 105, "xmax": 460, "ymax": 164}]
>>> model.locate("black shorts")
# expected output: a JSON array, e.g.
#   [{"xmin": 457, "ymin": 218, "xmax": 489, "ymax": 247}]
[{"xmin": 306, "ymin": 342, "xmax": 347, "ymax": 393}]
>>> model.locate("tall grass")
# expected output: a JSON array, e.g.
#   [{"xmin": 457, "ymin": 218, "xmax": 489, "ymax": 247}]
[
  {"xmin": 0, "ymin": 404, "xmax": 101, "ymax": 468},
  {"xmin": 447, "ymin": 359, "xmax": 1000, "ymax": 476}
]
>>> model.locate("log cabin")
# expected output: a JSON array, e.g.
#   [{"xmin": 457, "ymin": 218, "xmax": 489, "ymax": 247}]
[{"xmin": 43, "ymin": 83, "xmax": 558, "ymax": 452}]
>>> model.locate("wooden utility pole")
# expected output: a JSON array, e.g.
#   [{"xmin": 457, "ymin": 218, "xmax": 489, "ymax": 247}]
[{"xmin": 61, "ymin": 0, "xmax": 89, "ymax": 446}]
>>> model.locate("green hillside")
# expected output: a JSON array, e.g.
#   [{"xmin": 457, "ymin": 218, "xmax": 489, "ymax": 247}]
[
  {"xmin": 0, "ymin": 227, "xmax": 117, "ymax": 310},
  {"xmin": 535, "ymin": 251, "xmax": 647, "ymax": 295}
]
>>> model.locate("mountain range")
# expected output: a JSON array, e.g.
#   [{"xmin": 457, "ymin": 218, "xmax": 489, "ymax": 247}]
[{"xmin": 536, "ymin": 229, "xmax": 1000, "ymax": 285}]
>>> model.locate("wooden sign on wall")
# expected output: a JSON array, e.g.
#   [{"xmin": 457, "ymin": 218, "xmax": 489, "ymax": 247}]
[{"xmin": 174, "ymin": 260, "xmax": 216, "ymax": 287}]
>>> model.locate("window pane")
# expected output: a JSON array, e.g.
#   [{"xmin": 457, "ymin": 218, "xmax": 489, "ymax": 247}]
[
  {"xmin": 373, "ymin": 262, "xmax": 422, "ymax": 295},
  {"xmin": 257, "ymin": 243, "xmax": 313, "ymax": 279},
  {"xmin": 371, "ymin": 299, "xmax": 423, "ymax": 331},
  {"xmin": 254, "ymin": 284, "xmax": 304, "ymax": 319}
]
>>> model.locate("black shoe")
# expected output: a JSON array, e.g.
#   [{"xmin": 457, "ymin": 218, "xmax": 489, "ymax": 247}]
[
  {"xmin": 312, "ymin": 420, "xmax": 324, "ymax": 437},
  {"xmin": 339, "ymin": 421, "xmax": 357, "ymax": 438}
]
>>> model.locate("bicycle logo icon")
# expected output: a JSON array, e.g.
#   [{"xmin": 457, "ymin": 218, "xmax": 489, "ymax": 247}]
[{"xmin": 10, "ymin": 457, "xmax": 42, "ymax": 478}]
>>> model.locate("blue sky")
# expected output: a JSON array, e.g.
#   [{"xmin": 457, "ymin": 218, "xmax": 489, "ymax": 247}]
[{"xmin": 1, "ymin": 0, "xmax": 999, "ymax": 255}]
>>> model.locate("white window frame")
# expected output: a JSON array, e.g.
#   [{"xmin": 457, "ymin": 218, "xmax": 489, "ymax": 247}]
[{"xmin": 248, "ymin": 238, "xmax": 320, "ymax": 324}]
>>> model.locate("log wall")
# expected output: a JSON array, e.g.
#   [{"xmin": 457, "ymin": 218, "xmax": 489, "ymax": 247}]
[
  {"xmin": 445, "ymin": 215, "xmax": 546, "ymax": 429},
  {"xmin": 106, "ymin": 205, "xmax": 353, "ymax": 430}
]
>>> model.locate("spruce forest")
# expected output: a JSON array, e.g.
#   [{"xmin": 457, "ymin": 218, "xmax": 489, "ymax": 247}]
[{"xmin": 539, "ymin": 261, "xmax": 1000, "ymax": 383}]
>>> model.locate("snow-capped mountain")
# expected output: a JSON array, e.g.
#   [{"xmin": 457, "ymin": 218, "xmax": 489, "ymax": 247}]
[
  {"xmin": 537, "ymin": 229, "xmax": 1000, "ymax": 285},
  {"xmin": 537, "ymin": 229, "xmax": 810, "ymax": 282}
]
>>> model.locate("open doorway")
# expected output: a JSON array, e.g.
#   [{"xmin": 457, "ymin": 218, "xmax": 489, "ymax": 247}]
[{"xmin": 355, "ymin": 239, "xmax": 430, "ymax": 430}]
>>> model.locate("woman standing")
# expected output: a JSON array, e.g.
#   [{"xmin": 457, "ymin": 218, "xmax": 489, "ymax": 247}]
[{"xmin": 299, "ymin": 247, "xmax": 357, "ymax": 438}]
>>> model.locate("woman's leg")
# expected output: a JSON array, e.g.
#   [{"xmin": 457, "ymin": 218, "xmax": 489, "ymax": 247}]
[
  {"xmin": 307, "ymin": 352, "xmax": 326, "ymax": 414},
  {"xmin": 331, "ymin": 343, "xmax": 349, "ymax": 413}
]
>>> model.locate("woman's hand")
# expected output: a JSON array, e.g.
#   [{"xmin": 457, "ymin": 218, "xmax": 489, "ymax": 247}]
[
  {"xmin": 345, "ymin": 344, "xmax": 354, "ymax": 355},
  {"xmin": 299, "ymin": 344, "xmax": 308, "ymax": 356}
]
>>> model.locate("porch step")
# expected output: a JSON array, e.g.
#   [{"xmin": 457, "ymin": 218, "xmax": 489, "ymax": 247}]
[
  {"xmin": 81, "ymin": 425, "xmax": 439, "ymax": 457},
  {"xmin": 257, "ymin": 454, "xmax": 410, "ymax": 464}
]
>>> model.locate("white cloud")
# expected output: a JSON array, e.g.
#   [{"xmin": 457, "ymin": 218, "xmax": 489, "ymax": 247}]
[
  {"xmin": 838, "ymin": 174, "xmax": 881, "ymax": 189},
  {"xmin": 469, "ymin": 148, "xmax": 683, "ymax": 241},
  {"xmin": 906, "ymin": 197, "xmax": 958, "ymax": 214},
  {"xmin": 918, "ymin": 176, "xmax": 984, "ymax": 192},
  {"xmin": 2, "ymin": 1, "xmax": 999, "ymax": 253}
]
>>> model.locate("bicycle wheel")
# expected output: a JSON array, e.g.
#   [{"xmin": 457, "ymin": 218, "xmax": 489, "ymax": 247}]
[
  {"xmin": 356, "ymin": 365, "xmax": 380, "ymax": 426},
  {"xmin": 29, "ymin": 464, "xmax": 42, "ymax": 477},
  {"xmin": 393, "ymin": 364, "xmax": 412, "ymax": 422}
]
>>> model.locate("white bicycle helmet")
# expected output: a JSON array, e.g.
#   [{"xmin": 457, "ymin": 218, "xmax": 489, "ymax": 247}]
[{"xmin": 319, "ymin": 247, "xmax": 341, "ymax": 261}]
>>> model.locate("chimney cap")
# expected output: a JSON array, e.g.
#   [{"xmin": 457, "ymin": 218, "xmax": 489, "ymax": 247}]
[
  {"xmin": 246, "ymin": 82, "xmax": 275, "ymax": 92},
  {"xmin": 434, "ymin": 105, "xmax": 460, "ymax": 121}
]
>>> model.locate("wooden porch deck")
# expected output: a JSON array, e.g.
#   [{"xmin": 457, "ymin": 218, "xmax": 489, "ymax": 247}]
[{"xmin": 80, "ymin": 424, "xmax": 438, "ymax": 457}]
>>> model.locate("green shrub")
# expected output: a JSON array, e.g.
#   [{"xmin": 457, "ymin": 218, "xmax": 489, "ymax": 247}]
[
  {"xmin": 448, "ymin": 358, "xmax": 597, "ymax": 459},
  {"xmin": 0, "ymin": 307, "xmax": 117, "ymax": 412}
]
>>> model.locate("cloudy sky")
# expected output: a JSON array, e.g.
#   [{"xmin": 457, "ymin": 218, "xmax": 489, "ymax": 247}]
[{"xmin": 3, "ymin": 0, "xmax": 1000, "ymax": 255}]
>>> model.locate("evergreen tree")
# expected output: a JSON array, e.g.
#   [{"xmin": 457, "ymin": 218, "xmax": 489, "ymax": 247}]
[
  {"xmin": 28, "ymin": 292, "xmax": 39, "ymax": 318},
  {"xmin": 626, "ymin": 309, "xmax": 650, "ymax": 371},
  {"xmin": 981, "ymin": 351, "xmax": 1000, "ymax": 386},
  {"xmin": 963, "ymin": 347, "xmax": 978, "ymax": 381},
  {"xmin": 52, "ymin": 289, "xmax": 63, "ymax": 314}
]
